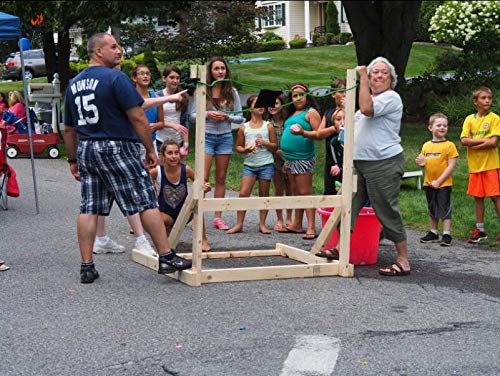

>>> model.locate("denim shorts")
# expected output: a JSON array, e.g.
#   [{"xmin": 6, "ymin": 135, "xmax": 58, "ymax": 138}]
[
  {"xmin": 205, "ymin": 132, "xmax": 233, "ymax": 155},
  {"xmin": 77, "ymin": 140, "xmax": 158, "ymax": 216},
  {"xmin": 242, "ymin": 163, "xmax": 274, "ymax": 180}
]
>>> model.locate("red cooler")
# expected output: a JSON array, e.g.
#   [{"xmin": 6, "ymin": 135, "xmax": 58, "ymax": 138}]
[{"xmin": 317, "ymin": 207, "xmax": 381, "ymax": 265}]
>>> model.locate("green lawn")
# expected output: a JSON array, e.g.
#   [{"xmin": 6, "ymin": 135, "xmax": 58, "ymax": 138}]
[{"xmin": 229, "ymin": 43, "xmax": 448, "ymax": 93}]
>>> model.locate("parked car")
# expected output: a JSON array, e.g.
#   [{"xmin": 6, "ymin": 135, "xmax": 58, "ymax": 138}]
[
  {"xmin": 2, "ymin": 49, "xmax": 46, "ymax": 81},
  {"xmin": 2, "ymin": 49, "xmax": 80, "ymax": 81}
]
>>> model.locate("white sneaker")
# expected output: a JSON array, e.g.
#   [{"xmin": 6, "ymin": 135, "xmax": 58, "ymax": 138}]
[
  {"xmin": 134, "ymin": 238, "xmax": 157, "ymax": 257},
  {"xmin": 93, "ymin": 238, "xmax": 126, "ymax": 254}
]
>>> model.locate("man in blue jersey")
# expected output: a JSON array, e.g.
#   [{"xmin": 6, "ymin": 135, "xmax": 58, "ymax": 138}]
[{"xmin": 63, "ymin": 33, "xmax": 191, "ymax": 283}]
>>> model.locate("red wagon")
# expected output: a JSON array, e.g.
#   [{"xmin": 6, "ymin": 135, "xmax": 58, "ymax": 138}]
[{"xmin": 6, "ymin": 132, "xmax": 63, "ymax": 159}]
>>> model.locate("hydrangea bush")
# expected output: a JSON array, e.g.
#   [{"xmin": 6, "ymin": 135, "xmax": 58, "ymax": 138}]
[{"xmin": 429, "ymin": 1, "xmax": 499, "ymax": 50}]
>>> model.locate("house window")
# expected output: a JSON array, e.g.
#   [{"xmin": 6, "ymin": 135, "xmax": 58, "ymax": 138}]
[{"xmin": 263, "ymin": 3, "xmax": 283, "ymax": 28}]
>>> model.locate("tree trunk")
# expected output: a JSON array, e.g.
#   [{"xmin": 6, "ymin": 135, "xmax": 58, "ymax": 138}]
[
  {"xmin": 57, "ymin": 30, "xmax": 72, "ymax": 94},
  {"xmin": 41, "ymin": 31, "xmax": 57, "ymax": 85},
  {"xmin": 343, "ymin": 1, "xmax": 421, "ymax": 83}
]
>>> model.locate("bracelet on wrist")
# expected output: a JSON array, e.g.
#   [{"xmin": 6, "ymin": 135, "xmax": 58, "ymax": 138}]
[{"xmin": 67, "ymin": 159, "xmax": 77, "ymax": 164}]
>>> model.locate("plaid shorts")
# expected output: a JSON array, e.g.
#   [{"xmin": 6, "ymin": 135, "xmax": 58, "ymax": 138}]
[{"xmin": 77, "ymin": 140, "xmax": 158, "ymax": 216}]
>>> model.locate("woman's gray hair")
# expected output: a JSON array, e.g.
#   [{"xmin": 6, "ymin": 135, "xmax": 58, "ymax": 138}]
[{"xmin": 367, "ymin": 57, "xmax": 397, "ymax": 89}]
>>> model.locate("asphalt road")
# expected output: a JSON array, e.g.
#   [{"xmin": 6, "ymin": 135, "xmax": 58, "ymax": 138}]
[{"xmin": 1, "ymin": 157, "xmax": 500, "ymax": 376}]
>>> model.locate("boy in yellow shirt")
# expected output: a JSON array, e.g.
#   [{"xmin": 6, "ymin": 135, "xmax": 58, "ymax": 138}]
[
  {"xmin": 416, "ymin": 113, "xmax": 459, "ymax": 246},
  {"xmin": 460, "ymin": 87, "xmax": 500, "ymax": 243}
]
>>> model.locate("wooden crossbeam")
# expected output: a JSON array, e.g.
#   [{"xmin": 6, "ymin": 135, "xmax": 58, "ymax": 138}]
[{"xmin": 201, "ymin": 195, "xmax": 342, "ymax": 212}]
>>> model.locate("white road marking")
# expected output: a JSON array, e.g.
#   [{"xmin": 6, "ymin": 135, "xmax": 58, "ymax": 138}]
[{"xmin": 280, "ymin": 335, "xmax": 340, "ymax": 376}]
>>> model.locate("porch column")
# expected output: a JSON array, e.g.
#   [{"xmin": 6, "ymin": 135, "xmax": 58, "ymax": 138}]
[{"xmin": 304, "ymin": 0, "xmax": 311, "ymax": 43}]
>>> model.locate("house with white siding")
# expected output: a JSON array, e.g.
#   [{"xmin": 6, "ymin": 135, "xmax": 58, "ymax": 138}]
[{"xmin": 255, "ymin": 1, "xmax": 351, "ymax": 45}]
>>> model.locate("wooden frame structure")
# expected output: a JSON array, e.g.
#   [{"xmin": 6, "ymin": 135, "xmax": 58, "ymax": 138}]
[{"xmin": 132, "ymin": 66, "xmax": 358, "ymax": 286}]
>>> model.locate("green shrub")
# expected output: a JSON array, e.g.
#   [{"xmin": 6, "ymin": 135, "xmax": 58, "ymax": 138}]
[
  {"xmin": 289, "ymin": 38, "xmax": 308, "ymax": 49},
  {"xmin": 69, "ymin": 62, "xmax": 78, "ymax": 77},
  {"xmin": 399, "ymin": 69, "xmax": 500, "ymax": 125},
  {"xmin": 258, "ymin": 40, "xmax": 286, "ymax": 52},
  {"xmin": 143, "ymin": 45, "xmax": 161, "ymax": 82},
  {"xmin": 120, "ymin": 59, "xmax": 136, "ymax": 78},
  {"xmin": 133, "ymin": 54, "xmax": 144, "ymax": 65},
  {"xmin": 311, "ymin": 33, "xmax": 321, "ymax": 46},
  {"xmin": 414, "ymin": 1, "xmax": 443, "ymax": 42},
  {"xmin": 338, "ymin": 32, "xmax": 353, "ymax": 45},
  {"xmin": 317, "ymin": 36, "xmax": 327, "ymax": 47},
  {"xmin": 430, "ymin": 49, "xmax": 463, "ymax": 73},
  {"xmin": 260, "ymin": 31, "xmax": 284, "ymax": 42},
  {"xmin": 326, "ymin": 1, "xmax": 340, "ymax": 35},
  {"xmin": 325, "ymin": 33, "xmax": 335, "ymax": 45}
]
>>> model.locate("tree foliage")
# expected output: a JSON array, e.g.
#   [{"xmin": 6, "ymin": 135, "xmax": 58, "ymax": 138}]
[
  {"xmin": 325, "ymin": 1, "xmax": 340, "ymax": 35},
  {"xmin": 155, "ymin": 1, "xmax": 259, "ymax": 64}
]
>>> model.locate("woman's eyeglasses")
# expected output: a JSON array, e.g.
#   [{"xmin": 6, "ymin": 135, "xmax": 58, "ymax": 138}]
[{"xmin": 137, "ymin": 72, "xmax": 151, "ymax": 77}]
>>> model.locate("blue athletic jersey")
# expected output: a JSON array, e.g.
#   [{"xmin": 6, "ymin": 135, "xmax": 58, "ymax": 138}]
[{"xmin": 64, "ymin": 66, "xmax": 144, "ymax": 141}]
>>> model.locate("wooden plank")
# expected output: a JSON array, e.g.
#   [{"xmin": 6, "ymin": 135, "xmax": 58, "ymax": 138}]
[
  {"xmin": 311, "ymin": 196, "xmax": 342, "ymax": 254},
  {"xmin": 164, "ymin": 269, "xmax": 199, "ymax": 287},
  {"xmin": 201, "ymin": 195, "xmax": 342, "ymax": 212},
  {"xmin": 277, "ymin": 243, "xmax": 328, "ymax": 264},
  {"xmin": 132, "ymin": 247, "xmax": 158, "ymax": 271},
  {"xmin": 337, "ymin": 69, "xmax": 356, "ymax": 275},
  {"xmin": 132, "ymin": 248, "xmax": 200, "ymax": 286},
  {"xmin": 176, "ymin": 249, "xmax": 282, "ymax": 260},
  {"xmin": 190, "ymin": 64, "xmax": 207, "ymax": 287},
  {"xmin": 168, "ymin": 191, "xmax": 196, "ymax": 249},
  {"xmin": 201, "ymin": 263, "xmax": 340, "ymax": 283}
]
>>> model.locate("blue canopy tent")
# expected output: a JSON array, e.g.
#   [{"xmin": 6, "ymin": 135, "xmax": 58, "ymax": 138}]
[{"xmin": 0, "ymin": 11, "xmax": 40, "ymax": 213}]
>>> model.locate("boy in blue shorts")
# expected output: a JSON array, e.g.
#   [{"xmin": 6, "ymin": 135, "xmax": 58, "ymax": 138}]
[{"xmin": 416, "ymin": 113, "xmax": 459, "ymax": 246}]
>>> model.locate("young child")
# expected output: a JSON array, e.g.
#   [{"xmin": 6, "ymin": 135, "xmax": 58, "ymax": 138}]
[
  {"xmin": 268, "ymin": 94, "xmax": 293, "ymax": 232},
  {"xmin": 150, "ymin": 140, "xmax": 212, "ymax": 252},
  {"xmin": 227, "ymin": 95, "xmax": 278, "ymax": 234},
  {"xmin": 416, "ymin": 113, "xmax": 459, "ymax": 246},
  {"xmin": 460, "ymin": 87, "xmax": 500, "ymax": 243}
]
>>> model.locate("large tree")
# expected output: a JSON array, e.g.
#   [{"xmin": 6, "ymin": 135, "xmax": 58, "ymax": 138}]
[{"xmin": 342, "ymin": 1, "xmax": 421, "ymax": 84}]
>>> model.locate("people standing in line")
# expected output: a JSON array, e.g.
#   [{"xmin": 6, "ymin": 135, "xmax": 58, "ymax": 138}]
[
  {"xmin": 156, "ymin": 65, "xmax": 190, "ymax": 156},
  {"xmin": 416, "ymin": 113, "xmax": 459, "ymax": 246},
  {"xmin": 280, "ymin": 83, "xmax": 321, "ymax": 240},
  {"xmin": 63, "ymin": 32, "xmax": 192, "ymax": 284},
  {"xmin": 268, "ymin": 93, "xmax": 293, "ymax": 232},
  {"xmin": 189, "ymin": 57, "xmax": 244, "ymax": 230},
  {"xmin": 227, "ymin": 95, "xmax": 277, "ymax": 234},
  {"xmin": 150, "ymin": 139, "xmax": 212, "ymax": 252},
  {"xmin": 460, "ymin": 86, "xmax": 500, "ymax": 244}
]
